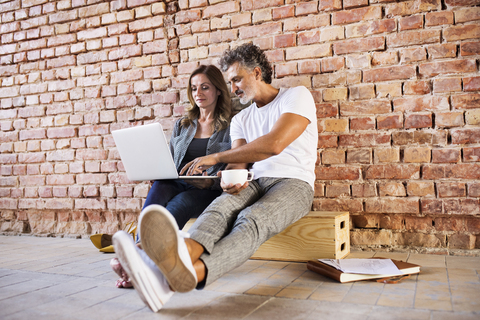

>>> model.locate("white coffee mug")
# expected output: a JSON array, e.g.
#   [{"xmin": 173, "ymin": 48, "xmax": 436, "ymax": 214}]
[{"xmin": 221, "ymin": 169, "xmax": 254, "ymax": 185}]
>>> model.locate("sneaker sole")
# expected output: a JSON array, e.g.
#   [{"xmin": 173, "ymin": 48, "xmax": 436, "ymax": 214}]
[
  {"xmin": 140, "ymin": 205, "xmax": 197, "ymax": 293},
  {"xmin": 113, "ymin": 231, "xmax": 165, "ymax": 312}
]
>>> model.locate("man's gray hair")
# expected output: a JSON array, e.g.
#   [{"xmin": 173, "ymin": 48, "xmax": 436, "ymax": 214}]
[{"xmin": 219, "ymin": 43, "xmax": 273, "ymax": 84}]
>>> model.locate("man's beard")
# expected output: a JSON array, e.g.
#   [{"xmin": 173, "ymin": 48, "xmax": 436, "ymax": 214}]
[{"xmin": 236, "ymin": 85, "xmax": 255, "ymax": 105}]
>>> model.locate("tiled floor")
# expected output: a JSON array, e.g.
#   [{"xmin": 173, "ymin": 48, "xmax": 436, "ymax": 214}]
[{"xmin": 0, "ymin": 235, "xmax": 479, "ymax": 320}]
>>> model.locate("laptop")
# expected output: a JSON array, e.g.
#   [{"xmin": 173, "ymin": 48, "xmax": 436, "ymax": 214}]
[{"xmin": 112, "ymin": 122, "xmax": 218, "ymax": 181}]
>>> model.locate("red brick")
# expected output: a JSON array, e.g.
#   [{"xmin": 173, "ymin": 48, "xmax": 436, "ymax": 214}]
[
  {"xmin": 46, "ymin": 174, "xmax": 74, "ymax": 185},
  {"xmin": 315, "ymin": 166, "xmax": 360, "ymax": 180},
  {"xmin": 432, "ymin": 148, "xmax": 461, "ymax": 163},
  {"xmin": 463, "ymin": 76, "xmax": 480, "ymax": 92},
  {"xmin": 464, "ymin": 147, "xmax": 480, "ymax": 162},
  {"xmin": 203, "ymin": 1, "xmax": 239, "ymax": 19},
  {"xmin": 297, "ymin": 30, "xmax": 320, "ymax": 46},
  {"xmin": 419, "ymin": 59, "xmax": 476, "ymax": 77},
  {"xmin": 438, "ymin": 182, "xmax": 466, "ymax": 198},
  {"xmin": 365, "ymin": 198, "xmax": 419, "ymax": 214},
  {"xmin": 321, "ymin": 57, "xmax": 344, "ymax": 73},
  {"xmin": 364, "ymin": 65, "xmax": 415, "ymax": 83},
  {"xmin": 339, "ymin": 133, "xmax": 390, "ymax": 147},
  {"xmin": 239, "ymin": 22, "xmax": 282, "ymax": 39},
  {"xmin": 399, "ymin": 14, "xmax": 423, "ymax": 31},
  {"xmin": 284, "ymin": 15, "xmax": 330, "ymax": 32},
  {"xmin": 321, "ymin": 149, "xmax": 345, "ymax": 164},
  {"xmin": 461, "ymin": 41, "xmax": 480, "ymax": 56},
  {"xmin": 452, "ymin": 94, "xmax": 480, "ymax": 109},
  {"xmin": 468, "ymin": 183, "xmax": 480, "ymax": 197},
  {"xmin": 325, "ymin": 184, "xmax": 350, "ymax": 197},
  {"xmin": 433, "ymin": 78, "xmax": 462, "ymax": 93},
  {"xmin": 272, "ymin": 5, "xmax": 295, "ymax": 20},
  {"xmin": 316, "ymin": 103, "xmax": 338, "ymax": 118},
  {"xmin": 296, "ymin": 1, "xmax": 318, "ymax": 15},
  {"xmin": 451, "ymin": 128, "xmax": 480, "ymax": 145},
  {"xmin": 425, "ymin": 11, "xmax": 454, "ymax": 26},
  {"xmin": 128, "ymin": 16, "xmax": 164, "ymax": 32},
  {"xmin": 340, "ymin": 100, "xmax": 391, "ymax": 116},
  {"xmin": 444, "ymin": 24, "xmax": 480, "ymax": 41},
  {"xmin": 404, "ymin": 147, "xmax": 431, "ymax": 163},
  {"xmin": 273, "ymin": 33, "xmax": 296, "ymax": 48},
  {"xmin": 313, "ymin": 199, "xmax": 363, "ymax": 213},
  {"xmin": 427, "ymin": 43, "xmax": 457, "ymax": 59},
  {"xmin": 275, "ymin": 62, "xmax": 297, "ymax": 78},
  {"xmin": 449, "ymin": 234, "xmax": 476, "ymax": 250},
  {"xmin": 377, "ymin": 114, "xmax": 403, "ymax": 130},
  {"xmin": 421, "ymin": 199, "xmax": 443, "ymax": 215},
  {"xmin": 333, "ymin": 36, "xmax": 384, "ymax": 54},
  {"xmin": 46, "ymin": 127, "xmax": 76, "ymax": 139},
  {"xmin": 350, "ymin": 117, "xmax": 375, "ymax": 130},
  {"xmin": 373, "ymin": 51, "xmax": 400, "ymax": 67},
  {"xmin": 346, "ymin": 19, "xmax": 396, "ymax": 38},
  {"xmin": 365, "ymin": 164, "xmax": 420, "ymax": 179},
  {"xmin": 387, "ymin": 30, "xmax": 440, "ymax": 48},
  {"xmin": 175, "ymin": 9, "xmax": 201, "ymax": 24},
  {"xmin": 299, "ymin": 60, "xmax": 320, "ymax": 74},
  {"xmin": 352, "ymin": 184, "xmax": 376, "ymax": 197},
  {"xmin": 404, "ymin": 80, "xmax": 431, "ymax": 95},
  {"xmin": 393, "ymin": 96, "xmax": 449, "ymax": 112},
  {"xmin": 435, "ymin": 217, "xmax": 465, "ymax": 232},
  {"xmin": 436, "ymin": 111, "xmax": 464, "ymax": 128},
  {"xmin": 332, "ymin": 6, "xmax": 382, "ymax": 25},
  {"xmin": 404, "ymin": 216, "xmax": 434, "ymax": 232},
  {"xmin": 400, "ymin": 47, "xmax": 426, "ymax": 63},
  {"xmin": 318, "ymin": 135, "xmax": 338, "ymax": 148},
  {"xmin": 407, "ymin": 181, "xmax": 435, "ymax": 197},
  {"xmin": 385, "ymin": 0, "xmax": 441, "ymax": 17},
  {"xmin": 423, "ymin": 164, "xmax": 480, "ymax": 180},
  {"xmin": 285, "ymin": 44, "xmax": 331, "ymax": 60},
  {"xmin": 405, "ymin": 113, "xmax": 432, "ymax": 129},
  {"xmin": 319, "ymin": 0, "xmax": 342, "ymax": 11},
  {"xmin": 347, "ymin": 149, "xmax": 371, "ymax": 163}
]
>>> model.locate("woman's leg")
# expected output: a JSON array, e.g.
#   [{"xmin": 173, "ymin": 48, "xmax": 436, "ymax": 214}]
[{"xmin": 165, "ymin": 188, "xmax": 222, "ymax": 229}]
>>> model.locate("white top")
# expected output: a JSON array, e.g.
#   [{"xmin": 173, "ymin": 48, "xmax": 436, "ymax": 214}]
[{"xmin": 230, "ymin": 86, "xmax": 317, "ymax": 188}]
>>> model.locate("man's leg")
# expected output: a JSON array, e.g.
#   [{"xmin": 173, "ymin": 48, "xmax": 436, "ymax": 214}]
[{"xmin": 192, "ymin": 177, "xmax": 313, "ymax": 287}]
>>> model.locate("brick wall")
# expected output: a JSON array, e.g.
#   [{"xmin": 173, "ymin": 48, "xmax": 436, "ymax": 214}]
[{"xmin": 0, "ymin": 0, "xmax": 479, "ymax": 254}]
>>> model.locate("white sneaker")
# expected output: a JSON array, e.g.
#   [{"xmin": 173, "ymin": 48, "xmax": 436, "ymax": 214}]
[
  {"xmin": 112, "ymin": 230, "xmax": 174, "ymax": 312},
  {"xmin": 139, "ymin": 204, "xmax": 198, "ymax": 293}
]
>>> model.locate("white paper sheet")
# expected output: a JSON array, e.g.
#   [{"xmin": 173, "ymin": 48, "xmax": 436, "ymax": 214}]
[{"xmin": 318, "ymin": 259, "xmax": 402, "ymax": 275}]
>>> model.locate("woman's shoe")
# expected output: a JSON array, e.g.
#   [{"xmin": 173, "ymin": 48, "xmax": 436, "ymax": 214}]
[
  {"xmin": 90, "ymin": 221, "xmax": 137, "ymax": 253},
  {"xmin": 90, "ymin": 234, "xmax": 113, "ymax": 250}
]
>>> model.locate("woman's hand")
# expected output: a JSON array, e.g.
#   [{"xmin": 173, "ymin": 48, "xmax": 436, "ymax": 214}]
[{"xmin": 181, "ymin": 172, "xmax": 214, "ymax": 189}]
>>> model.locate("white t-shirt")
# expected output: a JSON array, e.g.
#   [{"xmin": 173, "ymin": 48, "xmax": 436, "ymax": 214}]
[{"xmin": 230, "ymin": 86, "xmax": 317, "ymax": 188}]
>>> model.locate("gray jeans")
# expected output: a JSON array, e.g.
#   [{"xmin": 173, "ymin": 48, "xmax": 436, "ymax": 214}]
[{"xmin": 189, "ymin": 177, "xmax": 314, "ymax": 287}]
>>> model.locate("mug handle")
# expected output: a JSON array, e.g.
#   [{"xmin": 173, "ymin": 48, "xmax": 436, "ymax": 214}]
[{"xmin": 246, "ymin": 171, "xmax": 254, "ymax": 181}]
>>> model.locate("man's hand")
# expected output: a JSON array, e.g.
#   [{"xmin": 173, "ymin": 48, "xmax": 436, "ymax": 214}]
[
  {"xmin": 180, "ymin": 154, "xmax": 218, "ymax": 176},
  {"xmin": 218, "ymin": 171, "xmax": 248, "ymax": 195}
]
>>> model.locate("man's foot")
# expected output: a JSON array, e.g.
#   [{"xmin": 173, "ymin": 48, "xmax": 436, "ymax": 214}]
[
  {"xmin": 112, "ymin": 230, "xmax": 174, "ymax": 312},
  {"xmin": 110, "ymin": 258, "xmax": 133, "ymax": 288},
  {"xmin": 139, "ymin": 204, "xmax": 198, "ymax": 293}
]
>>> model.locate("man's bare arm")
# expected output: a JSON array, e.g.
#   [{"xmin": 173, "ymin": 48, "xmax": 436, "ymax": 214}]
[{"xmin": 182, "ymin": 112, "xmax": 309, "ymax": 176}]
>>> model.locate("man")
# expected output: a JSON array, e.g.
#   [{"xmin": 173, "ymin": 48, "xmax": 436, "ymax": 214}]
[{"xmin": 112, "ymin": 43, "xmax": 318, "ymax": 312}]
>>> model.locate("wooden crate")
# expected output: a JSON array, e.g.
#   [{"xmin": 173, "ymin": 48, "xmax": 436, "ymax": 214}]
[
  {"xmin": 182, "ymin": 211, "xmax": 350, "ymax": 262},
  {"xmin": 251, "ymin": 211, "xmax": 350, "ymax": 262}
]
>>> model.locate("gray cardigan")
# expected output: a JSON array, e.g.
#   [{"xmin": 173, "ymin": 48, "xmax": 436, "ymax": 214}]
[{"xmin": 169, "ymin": 118, "xmax": 231, "ymax": 191}]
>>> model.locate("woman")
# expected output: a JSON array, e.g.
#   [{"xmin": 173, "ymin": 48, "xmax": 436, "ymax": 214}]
[{"xmin": 112, "ymin": 65, "xmax": 232, "ymax": 288}]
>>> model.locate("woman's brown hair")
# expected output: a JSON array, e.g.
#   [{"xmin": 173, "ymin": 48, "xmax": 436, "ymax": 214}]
[{"xmin": 182, "ymin": 65, "xmax": 231, "ymax": 131}]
